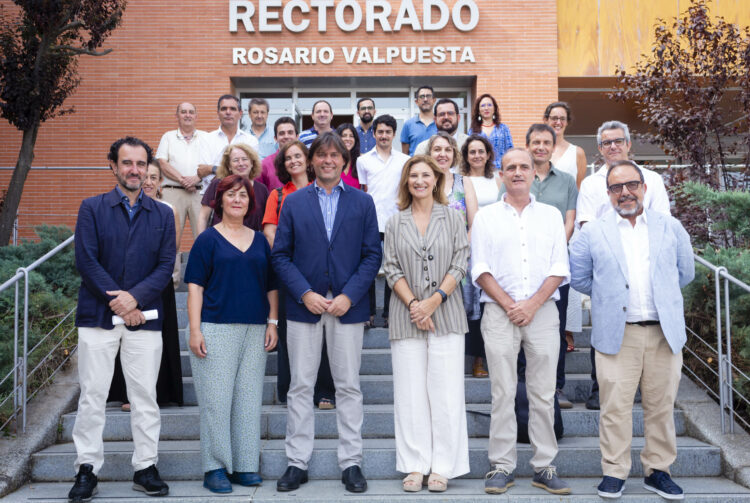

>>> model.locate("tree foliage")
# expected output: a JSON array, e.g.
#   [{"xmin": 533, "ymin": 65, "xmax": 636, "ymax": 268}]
[
  {"xmin": 0, "ymin": 0, "xmax": 126, "ymax": 246},
  {"xmin": 610, "ymin": 0, "xmax": 750, "ymax": 188}
]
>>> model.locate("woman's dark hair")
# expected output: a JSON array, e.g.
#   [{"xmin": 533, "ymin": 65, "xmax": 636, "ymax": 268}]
[
  {"xmin": 274, "ymin": 140, "xmax": 313, "ymax": 185},
  {"xmin": 470, "ymin": 93, "xmax": 501, "ymax": 133},
  {"xmin": 543, "ymin": 101, "xmax": 573, "ymax": 122},
  {"xmin": 211, "ymin": 174, "xmax": 255, "ymax": 220},
  {"xmin": 335, "ymin": 123, "xmax": 360, "ymax": 179},
  {"xmin": 460, "ymin": 134, "xmax": 495, "ymax": 179}
]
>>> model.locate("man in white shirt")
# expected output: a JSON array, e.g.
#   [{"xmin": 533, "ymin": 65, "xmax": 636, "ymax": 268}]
[
  {"xmin": 570, "ymin": 160, "xmax": 694, "ymax": 500},
  {"xmin": 413, "ymin": 99, "xmax": 469, "ymax": 155},
  {"xmin": 357, "ymin": 114, "xmax": 410, "ymax": 325},
  {"xmin": 472, "ymin": 148, "xmax": 572, "ymax": 496},
  {"xmin": 196, "ymin": 95, "xmax": 259, "ymax": 194},
  {"xmin": 576, "ymin": 120, "xmax": 671, "ymax": 411},
  {"xmin": 155, "ymin": 102, "xmax": 205, "ymax": 245}
]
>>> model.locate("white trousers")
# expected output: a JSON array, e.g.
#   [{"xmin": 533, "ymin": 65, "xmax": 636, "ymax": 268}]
[
  {"xmin": 72, "ymin": 326, "xmax": 162, "ymax": 474},
  {"xmin": 391, "ymin": 332, "xmax": 470, "ymax": 479}
]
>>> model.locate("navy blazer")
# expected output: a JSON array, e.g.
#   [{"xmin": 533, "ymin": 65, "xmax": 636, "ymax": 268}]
[
  {"xmin": 271, "ymin": 182, "xmax": 381, "ymax": 324},
  {"xmin": 74, "ymin": 188, "xmax": 176, "ymax": 331}
]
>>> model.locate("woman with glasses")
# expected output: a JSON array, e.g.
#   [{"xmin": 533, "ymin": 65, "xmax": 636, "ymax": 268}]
[
  {"xmin": 196, "ymin": 143, "xmax": 269, "ymax": 233},
  {"xmin": 543, "ymin": 102, "xmax": 588, "ymax": 353},
  {"xmin": 469, "ymin": 93, "xmax": 513, "ymax": 171},
  {"xmin": 543, "ymin": 102, "xmax": 587, "ymax": 188}
]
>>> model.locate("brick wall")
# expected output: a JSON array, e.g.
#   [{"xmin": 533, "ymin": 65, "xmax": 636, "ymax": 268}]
[{"xmin": 0, "ymin": 0, "xmax": 558, "ymax": 247}]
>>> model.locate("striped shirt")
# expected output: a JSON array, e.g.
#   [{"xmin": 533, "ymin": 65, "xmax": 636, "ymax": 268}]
[
  {"xmin": 314, "ymin": 179, "xmax": 345, "ymax": 240},
  {"xmin": 299, "ymin": 127, "xmax": 319, "ymax": 147}
]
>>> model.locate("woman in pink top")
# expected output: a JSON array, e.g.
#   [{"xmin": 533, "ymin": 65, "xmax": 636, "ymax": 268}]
[{"xmin": 335, "ymin": 123, "xmax": 362, "ymax": 189}]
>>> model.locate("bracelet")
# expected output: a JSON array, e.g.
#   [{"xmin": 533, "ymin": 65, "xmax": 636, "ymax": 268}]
[
  {"xmin": 407, "ymin": 298, "xmax": 418, "ymax": 308},
  {"xmin": 436, "ymin": 289, "xmax": 448, "ymax": 304},
  {"xmin": 267, "ymin": 318, "xmax": 279, "ymax": 327}
]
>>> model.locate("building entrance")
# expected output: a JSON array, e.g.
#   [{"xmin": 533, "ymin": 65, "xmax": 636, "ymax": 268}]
[{"xmin": 237, "ymin": 76, "xmax": 474, "ymax": 153}]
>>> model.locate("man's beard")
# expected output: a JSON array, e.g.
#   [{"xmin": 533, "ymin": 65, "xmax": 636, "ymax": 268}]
[{"xmin": 614, "ymin": 195, "xmax": 643, "ymax": 217}]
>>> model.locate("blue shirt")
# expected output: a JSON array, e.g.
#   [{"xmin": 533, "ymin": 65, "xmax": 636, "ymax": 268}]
[
  {"xmin": 357, "ymin": 124, "xmax": 376, "ymax": 153},
  {"xmin": 114, "ymin": 185, "xmax": 143, "ymax": 221},
  {"xmin": 250, "ymin": 126, "xmax": 277, "ymax": 159},
  {"xmin": 299, "ymin": 127, "xmax": 319, "ymax": 147},
  {"xmin": 400, "ymin": 115, "xmax": 437, "ymax": 155},
  {"xmin": 184, "ymin": 227, "xmax": 277, "ymax": 324},
  {"xmin": 314, "ymin": 179, "xmax": 345, "ymax": 240},
  {"xmin": 469, "ymin": 123, "xmax": 514, "ymax": 171}
]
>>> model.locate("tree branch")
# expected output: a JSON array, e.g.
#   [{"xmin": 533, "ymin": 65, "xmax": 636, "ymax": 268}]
[
  {"xmin": 54, "ymin": 45, "xmax": 113, "ymax": 56},
  {"xmin": 57, "ymin": 20, "xmax": 84, "ymax": 35}
]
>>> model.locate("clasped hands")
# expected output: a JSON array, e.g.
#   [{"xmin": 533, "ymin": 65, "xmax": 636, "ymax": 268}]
[
  {"xmin": 106, "ymin": 290, "xmax": 145, "ymax": 327},
  {"xmin": 503, "ymin": 298, "xmax": 541, "ymax": 327},
  {"xmin": 410, "ymin": 295, "xmax": 439, "ymax": 332},
  {"xmin": 302, "ymin": 291, "xmax": 352, "ymax": 317}
]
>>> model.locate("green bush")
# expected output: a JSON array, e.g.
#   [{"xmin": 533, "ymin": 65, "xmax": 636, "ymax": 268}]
[
  {"xmin": 676, "ymin": 181, "xmax": 750, "ymax": 248},
  {"xmin": 0, "ymin": 226, "xmax": 78, "ymax": 429}
]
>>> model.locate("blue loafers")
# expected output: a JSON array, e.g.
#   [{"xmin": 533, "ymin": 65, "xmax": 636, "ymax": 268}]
[
  {"xmin": 203, "ymin": 468, "xmax": 232, "ymax": 493},
  {"xmin": 644, "ymin": 470, "xmax": 684, "ymax": 500},
  {"xmin": 227, "ymin": 471, "xmax": 262, "ymax": 486}
]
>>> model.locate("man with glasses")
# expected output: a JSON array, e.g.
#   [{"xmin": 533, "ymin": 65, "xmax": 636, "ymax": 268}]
[
  {"xmin": 414, "ymin": 98, "xmax": 468, "ymax": 155},
  {"xmin": 570, "ymin": 160, "xmax": 694, "ymax": 500},
  {"xmin": 576, "ymin": 120, "xmax": 671, "ymax": 410},
  {"xmin": 356, "ymin": 98, "xmax": 377, "ymax": 154},
  {"xmin": 400, "ymin": 85, "xmax": 437, "ymax": 155}
]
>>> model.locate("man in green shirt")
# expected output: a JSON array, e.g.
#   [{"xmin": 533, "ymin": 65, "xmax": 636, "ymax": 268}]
[{"xmin": 500, "ymin": 123, "xmax": 578, "ymax": 409}]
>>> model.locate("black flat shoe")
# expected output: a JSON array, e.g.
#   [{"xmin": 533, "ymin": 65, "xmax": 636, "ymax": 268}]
[
  {"xmin": 276, "ymin": 466, "xmax": 308, "ymax": 492},
  {"xmin": 341, "ymin": 465, "xmax": 367, "ymax": 493}
]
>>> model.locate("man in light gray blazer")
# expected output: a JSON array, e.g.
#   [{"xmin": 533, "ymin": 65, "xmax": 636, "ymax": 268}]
[{"xmin": 569, "ymin": 160, "xmax": 694, "ymax": 501}]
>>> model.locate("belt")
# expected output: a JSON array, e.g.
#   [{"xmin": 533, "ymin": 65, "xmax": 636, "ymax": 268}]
[
  {"xmin": 626, "ymin": 320, "xmax": 660, "ymax": 327},
  {"xmin": 164, "ymin": 185, "xmax": 202, "ymax": 190}
]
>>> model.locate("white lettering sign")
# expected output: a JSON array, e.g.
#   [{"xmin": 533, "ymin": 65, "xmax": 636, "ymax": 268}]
[
  {"xmin": 229, "ymin": 0, "xmax": 479, "ymax": 33},
  {"xmin": 233, "ymin": 45, "xmax": 475, "ymax": 64}
]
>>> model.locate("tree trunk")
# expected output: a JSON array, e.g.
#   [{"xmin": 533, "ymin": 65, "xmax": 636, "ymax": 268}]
[{"xmin": 0, "ymin": 124, "xmax": 40, "ymax": 246}]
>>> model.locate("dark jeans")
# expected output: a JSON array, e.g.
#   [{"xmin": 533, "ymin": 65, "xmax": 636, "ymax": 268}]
[
  {"xmin": 275, "ymin": 288, "xmax": 336, "ymax": 404},
  {"xmin": 465, "ymin": 303, "xmax": 486, "ymax": 359},
  {"xmin": 517, "ymin": 284, "xmax": 568, "ymax": 390}
]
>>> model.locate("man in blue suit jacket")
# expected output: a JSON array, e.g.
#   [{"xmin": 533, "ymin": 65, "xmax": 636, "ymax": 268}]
[
  {"xmin": 570, "ymin": 160, "xmax": 694, "ymax": 501},
  {"xmin": 69, "ymin": 137, "xmax": 175, "ymax": 503},
  {"xmin": 272, "ymin": 132, "xmax": 381, "ymax": 494}
]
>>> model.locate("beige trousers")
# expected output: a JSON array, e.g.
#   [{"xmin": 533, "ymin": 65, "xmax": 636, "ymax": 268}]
[
  {"xmin": 482, "ymin": 300, "xmax": 560, "ymax": 472},
  {"xmin": 161, "ymin": 186, "xmax": 201, "ymax": 242},
  {"xmin": 596, "ymin": 323, "xmax": 682, "ymax": 479}
]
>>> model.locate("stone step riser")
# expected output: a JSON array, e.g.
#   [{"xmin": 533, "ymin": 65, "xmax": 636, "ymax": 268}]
[
  {"xmin": 30, "ymin": 443, "xmax": 721, "ymax": 482},
  {"xmin": 175, "ymin": 374, "xmax": 601, "ymax": 406},
  {"xmin": 176, "ymin": 349, "xmax": 595, "ymax": 378},
  {"xmin": 58, "ymin": 408, "xmax": 685, "ymax": 442}
]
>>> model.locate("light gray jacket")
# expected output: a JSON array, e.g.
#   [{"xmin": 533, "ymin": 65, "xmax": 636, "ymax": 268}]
[{"xmin": 384, "ymin": 203, "xmax": 470, "ymax": 340}]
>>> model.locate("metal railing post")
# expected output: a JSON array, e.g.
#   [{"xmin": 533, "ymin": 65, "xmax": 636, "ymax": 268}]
[
  {"xmin": 723, "ymin": 274, "xmax": 735, "ymax": 434},
  {"xmin": 12, "ymin": 215, "xmax": 18, "ymax": 246},
  {"xmin": 22, "ymin": 267, "xmax": 29, "ymax": 433},
  {"xmin": 13, "ymin": 278, "xmax": 20, "ymax": 434},
  {"xmin": 714, "ymin": 266, "xmax": 726, "ymax": 434}
]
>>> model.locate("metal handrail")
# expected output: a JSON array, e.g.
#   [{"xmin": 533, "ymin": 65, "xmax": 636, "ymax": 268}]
[
  {"xmin": 0, "ymin": 235, "xmax": 76, "ymax": 433},
  {"xmin": 688, "ymin": 253, "xmax": 750, "ymax": 434}
]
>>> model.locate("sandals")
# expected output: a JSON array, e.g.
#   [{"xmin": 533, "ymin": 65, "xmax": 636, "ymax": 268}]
[
  {"xmin": 402, "ymin": 472, "xmax": 423, "ymax": 492},
  {"xmin": 121, "ymin": 403, "xmax": 131, "ymax": 412},
  {"xmin": 472, "ymin": 358, "xmax": 488, "ymax": 378},
  {"xmin": 428, "ymin": 473, "xmax": 448, "ymax": 492},
  {"xmin": 317, "ymin": 398, "xmax": 335, "ymax": 410}
]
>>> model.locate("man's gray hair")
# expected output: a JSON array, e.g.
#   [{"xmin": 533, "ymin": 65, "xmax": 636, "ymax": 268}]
[{"xmin": 597, "ymin": 120, "xmax": 630, "ymax": 145}]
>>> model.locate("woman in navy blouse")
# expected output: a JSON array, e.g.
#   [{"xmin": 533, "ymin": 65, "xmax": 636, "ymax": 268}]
[
  {"xmin": 185, "ymin": 174, "xmax": 278, "ymax": 494},
  {"xmin": 468, "ymin": 93, "xmax": 513, "ymax": 171}
]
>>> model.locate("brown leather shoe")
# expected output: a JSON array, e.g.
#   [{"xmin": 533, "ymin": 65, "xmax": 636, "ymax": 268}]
[{"xmin": 472, "ymin": 359, "xmax": 488, "ymax": 378}]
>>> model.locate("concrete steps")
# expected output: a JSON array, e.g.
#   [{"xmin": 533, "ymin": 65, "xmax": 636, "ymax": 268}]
[
  {"xmin": 31, "ymin": 437, "xmax": 721, "ymax": 481},
  {"xmin": 58, "ymin": 404, "xmax": 686, "ymax": 441},
  {"xmin": 8, "ymin": 478, "xmax": 750, "ymax": 502}
]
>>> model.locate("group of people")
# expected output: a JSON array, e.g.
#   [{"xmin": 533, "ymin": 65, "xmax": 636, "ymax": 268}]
[{"xmin": 67, "ymin": 86, "xmax": 695, "ymax": 502}]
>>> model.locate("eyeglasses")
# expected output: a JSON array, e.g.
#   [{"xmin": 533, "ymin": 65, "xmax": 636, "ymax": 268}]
[
  {"xmin": 607, "ymin": 180, "xmax": 642, "ymax": 194},
  {"xmin": 479, "ymin": 103, "xmax": 494, "ymax": 109},
  {"xmin": 417, "ymin": 94, "xmax": 434, "ymax": 100},
  {"xmin": 359, "ymin": 106, "xmax": 374, "ymax": 111},
  {"xmin": 600, "ymin": 138, "xmax": 627, "ymax": 148},
  {"xmin": 547, "ymin": 115, "xmax": 567, "ymax": 123}
]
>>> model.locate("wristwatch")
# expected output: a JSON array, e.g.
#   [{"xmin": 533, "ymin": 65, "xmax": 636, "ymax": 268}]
[
  {"xmin": 436, "ymin": 289, "xmax": 448, "ymax": 304},
  {"xmin": 267, "ymin": 318, "xmax": 279, "ymax": 327}
]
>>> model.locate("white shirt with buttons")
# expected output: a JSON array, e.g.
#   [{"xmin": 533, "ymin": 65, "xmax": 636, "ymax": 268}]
[
  {"xmin": 471, "ymin": 194, "xmax": 570, "ymax": 303},
  {"xmin": 617, "ymin": 212, "xmax": 658, "ymax": 322}
]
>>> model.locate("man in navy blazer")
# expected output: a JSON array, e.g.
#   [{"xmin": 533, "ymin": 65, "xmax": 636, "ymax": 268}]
[
  {"xmin": 69, "ymin": 137, "xmax": 175, "ymax": 503},
  {"xmin": 272, "ymin": 132, "xmax": 381, "ymax": 493},
  {"xmin": 570, "ymin": 160, "xmax": 694, "ymax": 500}
]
